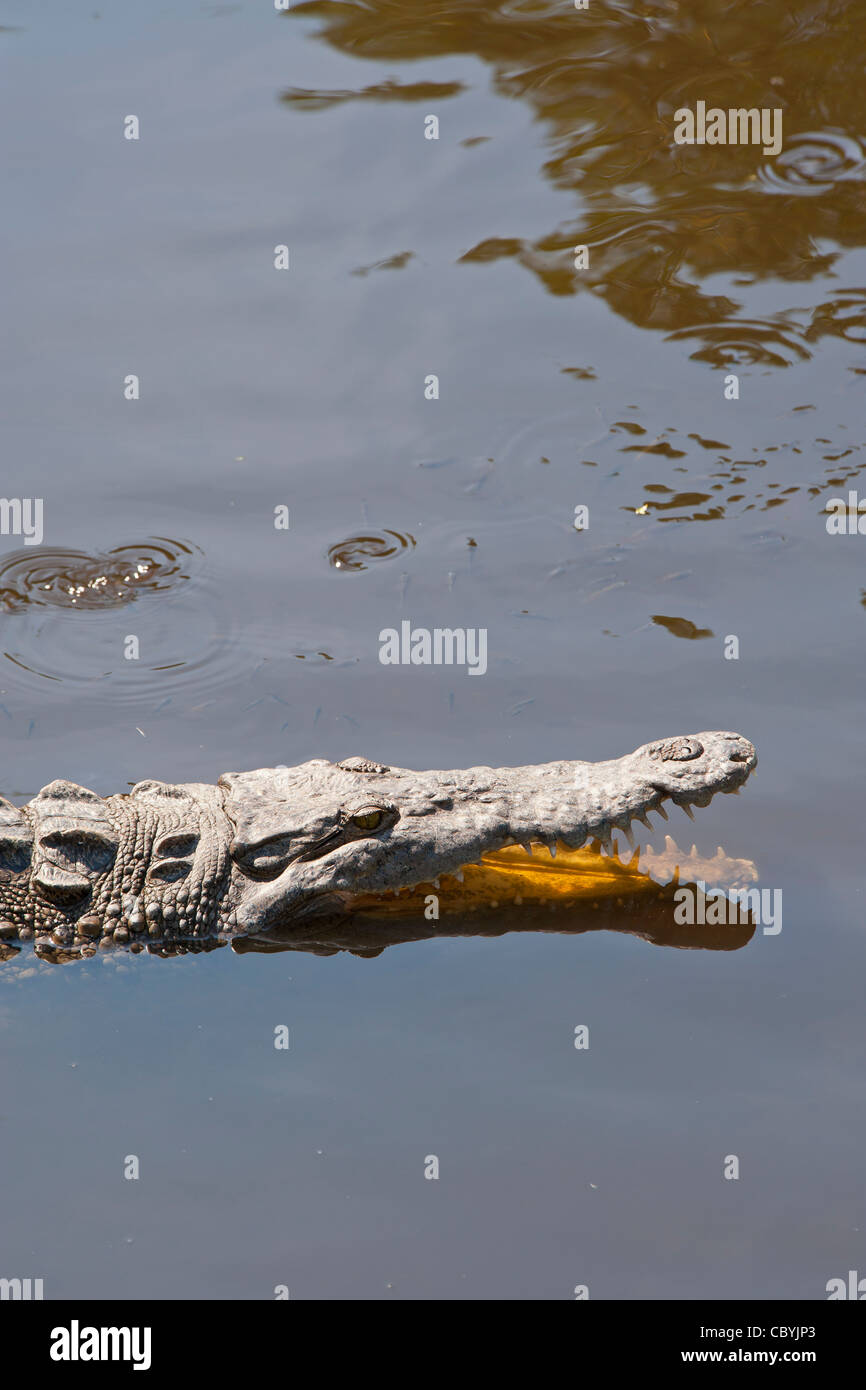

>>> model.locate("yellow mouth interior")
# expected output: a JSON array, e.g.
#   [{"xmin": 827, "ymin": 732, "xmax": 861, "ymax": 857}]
[{"xmin": 349, "ymin": 838, "xmax": 756, "ymax": 916}]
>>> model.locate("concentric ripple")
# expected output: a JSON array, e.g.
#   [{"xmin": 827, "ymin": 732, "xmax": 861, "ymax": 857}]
[
  {"xmin": 327, "ymin": 530, "xmax": 416, "ymax": 571},
  {"xmin": 758, "ymin": 130, "xmax": 866, "ymax": 195},
  {"xmin": 665, "ymin": 319, "xmax": 809, "ymax": 368},
  {"xmin": 0, "ymin": 538, "xmax": 254, "ymax": 700},
  {"xmin": 0, "ymin": 538, "xmax": 196, "ymax": 612}
]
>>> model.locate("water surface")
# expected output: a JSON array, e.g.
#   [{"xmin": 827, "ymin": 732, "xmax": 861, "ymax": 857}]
[{"xmin": 0, "ymin": 0, "xmax": 864, "ymax": 1300}]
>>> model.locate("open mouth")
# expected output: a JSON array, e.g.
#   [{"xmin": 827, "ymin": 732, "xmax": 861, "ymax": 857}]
[
  {"xmin": 228, "ymin": 827, "xmax": 761, "ymax": 962},
  {"xmin": 346, "ymin": 831, "xmax": 758, "ymax": 916}
]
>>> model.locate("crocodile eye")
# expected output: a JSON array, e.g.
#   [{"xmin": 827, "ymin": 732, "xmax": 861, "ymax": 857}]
[{"xmin": 350, "ymin": 810, "xmax": 384, "ymax": 831}]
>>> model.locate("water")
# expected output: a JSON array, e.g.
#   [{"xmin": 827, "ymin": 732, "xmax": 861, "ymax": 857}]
[{"xmin": 0, "ymin": 0, "xmax": 863, "ymax": 1299}]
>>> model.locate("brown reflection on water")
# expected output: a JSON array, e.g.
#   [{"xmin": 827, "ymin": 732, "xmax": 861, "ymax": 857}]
[
  {"xmin": 652, "ymin": 614, "xmax": 714, "ymax": 639},
  {"xmin": 287, "ymin": 0, "xmax": 866, "ymax": 366},
  {"xmin": 351, "ymin": 250, "xmax": 414, "ymax": 277},
  {"xmin": 602, "ymin": 415, "xmax": 866, "ymax": 524}
]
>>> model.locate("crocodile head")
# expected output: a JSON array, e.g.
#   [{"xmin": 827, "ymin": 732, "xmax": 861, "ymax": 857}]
[{"xmin": 218, "ymin": 731, "xmax": 756, "ymax": 933}]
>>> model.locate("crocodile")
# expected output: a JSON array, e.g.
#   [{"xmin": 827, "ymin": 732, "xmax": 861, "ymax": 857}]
[{"xmin": 0, "ymin": 730, "xmax": 755, "ymax": 959}]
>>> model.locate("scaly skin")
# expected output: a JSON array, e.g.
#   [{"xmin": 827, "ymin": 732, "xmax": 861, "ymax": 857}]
[{"xmin": 0, "ymin": 731, "xmax": 756, "ymax": 958}]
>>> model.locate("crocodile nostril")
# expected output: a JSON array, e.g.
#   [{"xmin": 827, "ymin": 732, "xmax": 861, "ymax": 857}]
[{"xmin": 729, "ymin": 744, "xmax": 753, "ymax": 763}]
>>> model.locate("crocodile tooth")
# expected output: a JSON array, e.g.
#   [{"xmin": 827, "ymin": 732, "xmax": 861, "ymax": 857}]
[
  {"xmin": 453, "ymin": 869, "xmax": 464, "ymax": 883},
  {"xmin": 656, "ymin": 802, "xmax": 669, "ymax": 821},
  {"xmin": 548, "ymin": 842, "xmax": 557, "ymax": 858},
  {"xmin": 521, "ymin": 843, "xmax": 533, "ymax": 856},
  {"xmin": 680, "ymin": 802, "xmax": 695, "ymax": 821},
  {"xmin": 635, "ymin": 813, "xmax": 652, "ymax": 831},
  {"xmin": 622, "ymin": 823, "xmax": 636, "ymax": 849}
]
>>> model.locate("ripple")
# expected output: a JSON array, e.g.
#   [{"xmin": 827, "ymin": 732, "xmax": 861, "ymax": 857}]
[
  {"xmin": 327, "ymin": 530, "xmax": 416, "ymax": 571},
  {"xmin": 0, "ymin": 538, "xmax": 196, "ymax": 612},
  {"xmin": 0, "ymin": 540, "xmax": 254, "ymax": 701},
  {"xmin": 758, "ymin": 130, "xmax": 866, "ymax": 195},
  {"xmin": 280, "ymin": 80, "xmax": 465, "ymax": 111},
  {"xmin": 805, "ymin": 291, "xmax": 866, "ymax": 346},
  {"xmin": 665, "ymin": 319, "xmax": 809, "ymax": 368}
]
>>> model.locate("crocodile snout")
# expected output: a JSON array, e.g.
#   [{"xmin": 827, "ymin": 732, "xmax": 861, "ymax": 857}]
[{"xmin": 727, "ymin": 737, "xmax": 757, "ymax": 766}]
